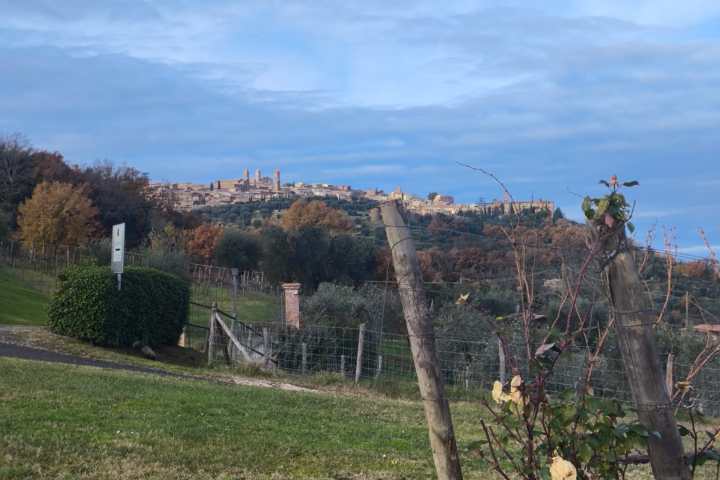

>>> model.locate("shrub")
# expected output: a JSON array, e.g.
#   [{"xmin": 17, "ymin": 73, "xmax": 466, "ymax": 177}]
[
  {"xmin": 48, "ymin": 266, "xmax": 189, "ymax": 347},
  {"xmin": 144, "ymin": 248, "xmax": 189, "ymax": 279},
  {"xmin": 214, "ymin": 229, "xmax": 261, "ymax": 270}
]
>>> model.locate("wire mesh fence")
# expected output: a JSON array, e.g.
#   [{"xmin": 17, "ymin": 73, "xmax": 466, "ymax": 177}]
[
  {"xmin": 5, "ymin": 239, "xmax": 720, "ymax": 416},
  {"xmin": 189, "ymin": 294, "xmax": 720, "ymax": 416}
]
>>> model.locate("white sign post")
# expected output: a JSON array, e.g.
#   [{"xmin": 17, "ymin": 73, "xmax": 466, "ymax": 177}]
[{"xmin": 111, "ymin": 223, "xmax": 125, "ymax": 291}]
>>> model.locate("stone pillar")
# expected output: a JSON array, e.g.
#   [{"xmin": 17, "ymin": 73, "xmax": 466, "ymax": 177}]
[{"xmin": 282, "ymin": 283, "xmax": 302, "ymax": 329}]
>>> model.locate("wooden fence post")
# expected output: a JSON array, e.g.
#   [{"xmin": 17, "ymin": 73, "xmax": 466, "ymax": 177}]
[
  {"xmin": 602, "ymin": 227, "xmax": 690, "ymax": 480},
  {"xmin": 208, "ymin": 302, "xmax": 217, "ymax": 366},
  {"xmin": 497, "ymin": 337, "xmax": 506, "ymax": 385},
  {"xmin": 375, "ymin": 354, "xmax": 383, "ymax": 379},
  {"xmin": 666, "ymin": 353, "xmax": 674, "ymax": 399},
  {"xmin": 340, "ymin": 354, "xmax": 346, "ymax": 376},
  {"xmin": 355, "ymin": 323, "xmax": 366, "ymax": 384},
  {"xmin": 301, "ymin": 342, "xmax": 308, "ymax": 375},
  {"xmin": 381, "ymin": 201, "xmax": 463, "ymax": 480}
]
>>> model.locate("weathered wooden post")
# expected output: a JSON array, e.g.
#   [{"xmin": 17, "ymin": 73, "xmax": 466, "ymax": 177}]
[
  {"xmin": 263, "ymin": 327, "xmax": 270, "ymax": 359},
  {"xmin": 301, "ymin": 342, "xmax": 308, "ymax": 375},
  {"xmin": 208, "ymin": 302, "xmax": 217, "ymax": 366},
  {"xmin": 354, "ymin": 323, "xmax": 366, "ymax": 384},
  {"xmin": 381, "ymin": 201, "xmax": 463, "ymax": 480},
  {"xmin": 497, "ymin": 337, "xmax": 506, "ymax": 384},
  {"xmin": 340, "ymin": 354, "xmax": 346, "ymax": 376},
  {"xmin": 375, "ymin": 354, "xmax": 383, "ymax": 379},
  {"xmin": 600, "ymin": 225, "xmax": 689, "ymax": 479}
]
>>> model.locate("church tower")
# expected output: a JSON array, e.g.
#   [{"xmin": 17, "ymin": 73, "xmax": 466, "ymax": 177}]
[{"xmin": 274, "ymin": 169, "xmax": 281, "ymax": 192}]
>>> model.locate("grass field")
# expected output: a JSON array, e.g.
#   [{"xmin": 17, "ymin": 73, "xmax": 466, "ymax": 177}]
[
  {"xmin": 0, "ymin": 268, "xmax": 49, "ymax": 325},
  {"xmin": 188, "ymin": 290, "xmax": 280, "ymax": 327},
  {"xmin": 0, "ymin": 357, "xmax": 490, "ymax": 479},
  {"xmin": 0, "ymin": 266, "xmax": 279, "ymax": 328}
]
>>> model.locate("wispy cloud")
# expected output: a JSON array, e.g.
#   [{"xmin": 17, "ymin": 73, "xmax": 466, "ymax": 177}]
[{"xmin": 0, "ymin": 2, "xmax": 719, "ymax": 248}]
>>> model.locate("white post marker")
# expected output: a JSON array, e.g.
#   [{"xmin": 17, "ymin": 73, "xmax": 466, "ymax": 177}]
[{"xmin": 111, "ymin": 223, "xmax": 125, "ymax": 291}]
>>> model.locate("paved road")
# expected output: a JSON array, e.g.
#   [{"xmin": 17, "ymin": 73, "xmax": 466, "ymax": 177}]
[{"xmin": 0, "ymin": 342, "xmax": 182, "ymax": 378}]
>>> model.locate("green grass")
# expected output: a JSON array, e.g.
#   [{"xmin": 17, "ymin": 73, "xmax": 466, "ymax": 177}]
[
  {"xmin": 0, "ymin": 268, "xmax": 49, "ymax": 325},
  {"xmin": 0, "ymin": 357, "xmax": 489, "ymax": 479},
  {"xmin": 188, "ymin": 288, "xmax": 280, "ymax": 327}
]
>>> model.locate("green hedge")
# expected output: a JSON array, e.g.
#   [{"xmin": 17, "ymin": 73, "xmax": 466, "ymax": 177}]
[{"xmin": 48, "ymin": 266, "xmax": 190, "ymax": 347}]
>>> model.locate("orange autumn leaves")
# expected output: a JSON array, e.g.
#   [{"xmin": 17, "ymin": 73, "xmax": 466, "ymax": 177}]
[{"xmin": 281, "ymin": 199, "xmax": 353, "ymax": 233}]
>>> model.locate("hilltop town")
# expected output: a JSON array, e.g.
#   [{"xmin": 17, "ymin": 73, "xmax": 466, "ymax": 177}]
[{"xmin": 148, "ymin": 167, "xmax": 555, "ymax": 216}]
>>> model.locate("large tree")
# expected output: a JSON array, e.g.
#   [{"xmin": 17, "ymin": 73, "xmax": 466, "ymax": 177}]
[
  {"xmin": 214, "ymin": 229, "xmax": 261, "ymax": 270},
  {"xmin": 0, "ymin": 136, "xmax": 35, "ymax": 224},
  {"xmin": 0, "ymin": 136, "xmax": 76, "ymax": 228},
  {"xmin": 185, "ymin": 223, "xmax": 224, "ymax": 263},
  {"xmin": 78, "ymin": 163, "xmax": 154, "ymax": 248},
  {"xmin": 281, "ymin": 199, "xmax": 353, "ymax": 233},
  {"xmin": 17, "ymin": 182, "xmax": 98, "ymax": 253}
]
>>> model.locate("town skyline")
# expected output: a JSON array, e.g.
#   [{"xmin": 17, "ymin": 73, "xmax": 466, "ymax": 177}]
[{"xmin": 149, "ymin": 165, "xmax": 555, "ymax": 216}]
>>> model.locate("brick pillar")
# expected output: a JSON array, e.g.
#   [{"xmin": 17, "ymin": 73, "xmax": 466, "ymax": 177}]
[{"xmin": 282, "ymin": 283, "xmax": 302, "ymax": 329}]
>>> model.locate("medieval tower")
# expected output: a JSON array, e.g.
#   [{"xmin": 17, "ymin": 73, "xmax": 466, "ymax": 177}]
[{"xmin": 274, "ymin": 169, "xmax": 281, "ymax": 192}]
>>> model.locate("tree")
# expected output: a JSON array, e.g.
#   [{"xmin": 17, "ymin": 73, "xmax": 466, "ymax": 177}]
[
  {"xmin": 287, "ymin": 226, "xmax": 331, "ymax": 289},
  {"xmin": 427, "ymin": 192, "xmax": 438, "ymax": 201},
  {"xmin": 0, "ymin": 211, "xmax": 8, "ymax": 242},
  {"xmin": 185, "ymin": 223, "xmax": 224, "ymax": 263},
  {"xmin": 326, "ymin": 234, "xmax": 377, "ymax": 285},
  {"xmin": 78, "ymin": 163, "xmax": 154, "ymax": 248},
  {"xmin": 0, "ymin": 135, "xmax": 35, "ymax": 224},
  {"xmin": 281, "ymin": 199, "xmax": 353, "ymax": 233},
  {"xmin": 0, "ymin": 136, "xmax": 76, "ymax": 228},
  {"xmin": 260, "ymin": 226, "xmax": 291, "ymax": 283},
  {"xmin": 17, "ymin": 182, "xmax": 98, "ymax": 253},
  {"xmin": 214, "ymin": 230, "xmax": 261, "ymax": 270}
]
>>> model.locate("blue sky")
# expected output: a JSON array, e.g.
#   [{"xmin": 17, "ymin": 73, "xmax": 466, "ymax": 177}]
[{"xmin": 1, "ymin": 1, "xmax": 719, "ymax": 253}]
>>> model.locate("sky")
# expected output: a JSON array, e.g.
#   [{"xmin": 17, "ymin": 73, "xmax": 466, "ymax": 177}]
[{"xmin": 1, "ymin": 1, "xmax": 719, "ymax": 253}]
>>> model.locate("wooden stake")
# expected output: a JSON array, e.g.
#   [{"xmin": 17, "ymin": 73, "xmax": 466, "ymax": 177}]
[
  {"xmin": 381, "ymin": 201, "xmax": 463, "ymax": 480},
  {"xmin": 208, "ymin": 302, "xmax": 217, "ymax": 366},
  {"xmin": 497, "ymin": 337, "xmax": 506, "ymax": 385},
  {"xmin": 301, "ymin": 342, "xmax": 308, "ymax": 375},
  {"xmin": 340, "ymin": 354, "xmax": 346, "ymax": 376},
  {"xmin": 666, "ymin": 353, "xmax": 674, "ymax": 399},
  {"xmin": 354, "ymin": 323, "xmax": 366, "ymax": 384},
  {"xmin": 602, "ymin": 228, "xmax": 689, "ymax": 480}
]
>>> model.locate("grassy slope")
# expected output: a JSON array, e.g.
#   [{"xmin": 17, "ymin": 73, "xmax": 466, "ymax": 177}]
[
  {"xmin": 189, "ymin": 288, "xmax": 280, "ymax": 327},
  {"xmin": 0, "ymin": 268, "xmax": 48, "ymax": 326},
  {"xmin": 0, "ymin": 358, "xmax": 489, "ymax": 480}
]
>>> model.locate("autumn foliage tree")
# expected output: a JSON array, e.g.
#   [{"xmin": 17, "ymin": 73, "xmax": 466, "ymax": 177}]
[
  {"xmin": 281, "ymin": 199, "xmax": 353, "ymax": 233},
  {"xmin": 17, "ymin": 182, "xmax": 98, "ymax": 254},
  {"xmin": 185, "ymin": 223, "xmax": 224, "ymax": 263}
]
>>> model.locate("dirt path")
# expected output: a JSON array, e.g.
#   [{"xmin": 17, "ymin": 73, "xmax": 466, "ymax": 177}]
[
  {"xmin": 0, "ymin": 341, "xmax": 187, "ymax": 377},
  {"xmin": 0, "ymin": 326, "xmax": 318, "ymax": 394}
]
